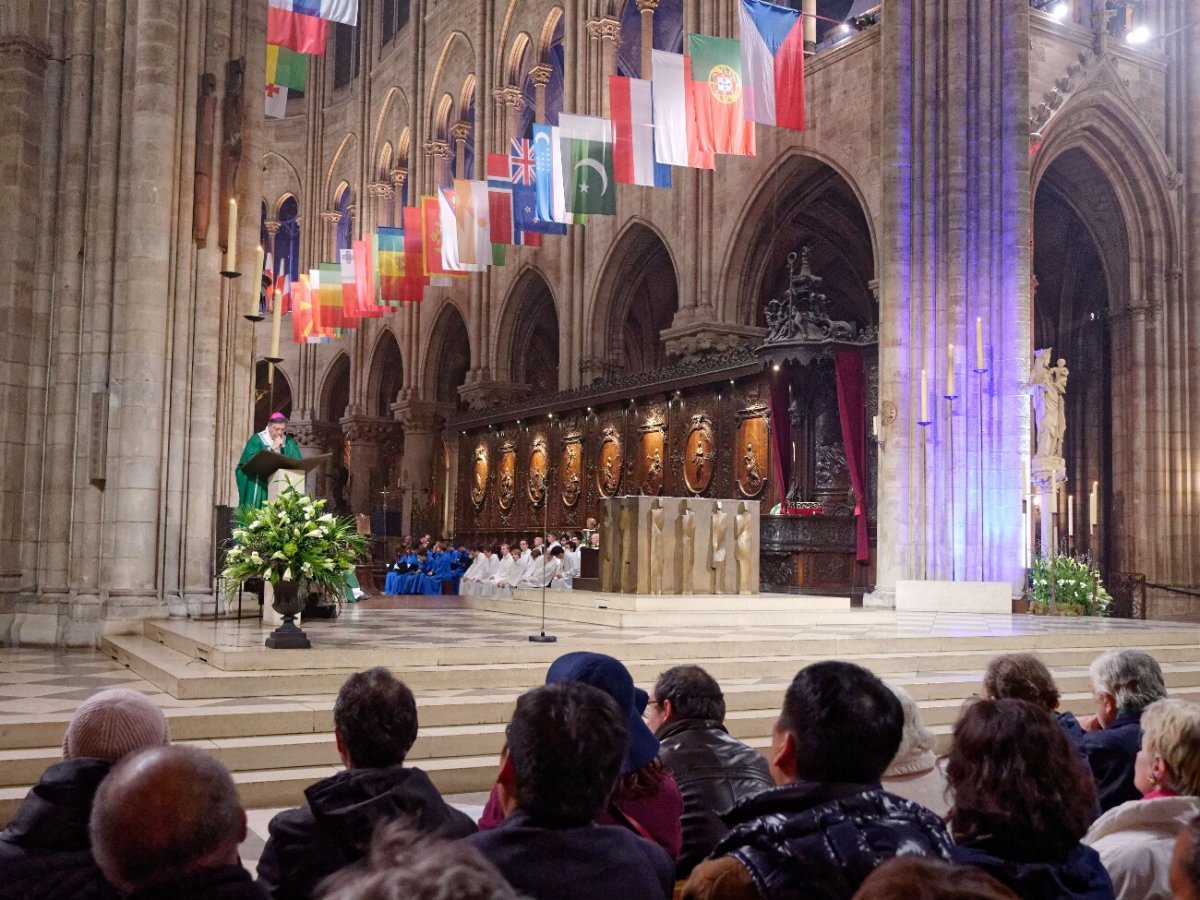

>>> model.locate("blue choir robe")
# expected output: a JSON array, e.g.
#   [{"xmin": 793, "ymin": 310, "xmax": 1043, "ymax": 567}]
[{"xmin": 395, "ymin": 553, "xmax": 421, "ymax": 593}]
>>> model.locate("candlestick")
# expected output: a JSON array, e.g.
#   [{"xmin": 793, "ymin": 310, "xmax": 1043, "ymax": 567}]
[
  {"xmin": 945, "ymin": 343, "xmax": 955, "ymax": 398},
  {"xmin": 975, "ymin": 317, "xmax": 984, "ymax": 371},
  {"xmin": 1068, "ymin": 494, "xmax": 1074, "ymax": 538},
  {"xmin": 920, "ymin": 368, "xmax": 929, "ymax": 422},
  {"xmin": 225, "ymin": 197, "xmax": 238, "ymax": 274}
]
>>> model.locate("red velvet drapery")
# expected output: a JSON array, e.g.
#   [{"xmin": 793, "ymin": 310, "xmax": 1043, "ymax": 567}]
[
  {"xmin": 768, "ymin": 368, "xmax": 792, "ymax": 514},
  {"xmin": 834, "ymin": 351, "xmax": 869, "ymax": 563}
]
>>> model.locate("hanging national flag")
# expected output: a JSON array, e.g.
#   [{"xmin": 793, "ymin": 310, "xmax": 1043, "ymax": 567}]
[
  {"xmin": 265, "ymin": 83, "xmax": 289, "ymax": 118},
  {"xmin": 304, "ymin": 0, "xmax": 359, "ymax": 25},
  {"xmin": 350, "ymin": 239, "xmax": 383, "ymax": 317},
  {"xmin": 266, "ymin": 44, "xmax": 308, "ymax": 91},
  {"xmin": 531, "ymin": 124, "xmax": 566, "ymax": 226},
  {"xmin": 267, "ymin": 1, "xmax": 329, "ymax": 55},
  {"xmin": 511, "ymin": 137, "xmax": 560, "ymax": 238},
  {"xmin": 610, "ymin": 76, "xmax": 672, "ymax": 188},
  {"xmin": 375, "ymin": 226, "xmax": 406, "ymax": 305},
  {"xmin": 738, "ymin": 0, "xmax": 806, "ymax": 130},
  {"xmin": 291, "ymin": 275, "xmax": 313, "ymax": 343},
  {"xmin": 318, "ymin": 262, "xmax": 353, "ymax": 331},
  {"xmin": 486, "ymin": 154, "xmax": 515, "ymax": 246},
  {"xmin": 689, "ymin": 35, "xmax": 756, "ymax": 156},
  {"xmin": 651, "ymin": 50, "xmax": 715, "ymax": 169},
  {"xmin": 277, "ymin": 273, "xmax": 291, "ymax": 315},
  {"xmin": 401, "ymin": 207, "xmax": 431, "ymax": 298},
  {"xmin": 559, "ymin": 114, "xmax": 616, "ymax": 216},
  {"xmin": 263, "ymin": 251, "xmax": 277, "ymax": 306},
  {"xmin": 420, "ymin": 197, "xmax": 464, "ymax": 280},
  {"xmin": 453, "ymin": 179, "xmax": 491, "ymax": 270}
]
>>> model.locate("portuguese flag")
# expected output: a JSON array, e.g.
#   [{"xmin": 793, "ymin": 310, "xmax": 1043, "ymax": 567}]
[{"xmin": 688, "ymin": 34, "xmax": 756, "ymax": 157}]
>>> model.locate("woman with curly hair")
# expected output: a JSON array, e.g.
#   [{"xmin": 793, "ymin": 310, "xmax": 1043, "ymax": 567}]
[
  {"xmin": 1083, "ymin": 698, "xmax": 1200, "ymax": 899},
  {"xmin": 946, "ymin": 698, "xmax": 1114, "ymax": 899}
]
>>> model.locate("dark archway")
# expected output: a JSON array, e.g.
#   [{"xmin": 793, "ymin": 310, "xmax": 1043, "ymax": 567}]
[
  {"xmin": 253, "ymin": 362, "xmax": 293, "ymax": 433},
  {"xmin": 500, "ymin": 269, "xmax": 559, "ymax": 393},
  {"xmin": 369, "ymin": 329, "xmax": 404, "ymax": 417},
  {"xmin": 595, "ymin": 223, "xmax": 678, "ymax": 378},
  {"xmin": 1032, "ymin": 148, "xmax": 1123, "ymax": 567},
  {"xmin": 320, "ymin": 353, "xmax": 352, "ymax": 423},
  {"xmin": 426, "ymin": 304, "xmax": 471, "ymax": 410}
]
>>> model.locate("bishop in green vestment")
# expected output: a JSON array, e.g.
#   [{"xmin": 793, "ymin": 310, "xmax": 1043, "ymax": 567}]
[{"xmin": 236, "ymin": 412, "xmax": 303, "ymax": 508}]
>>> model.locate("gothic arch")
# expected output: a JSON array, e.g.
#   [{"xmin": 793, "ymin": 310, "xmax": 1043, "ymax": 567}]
[
  {"xmin": 264, "ymin": 151, "xmax": 303, "ymax": 214},
  {"xmin": 422, "ymin": 301, "xmax": 472, "ymax": 409},
  {"xmin": 494, "ymin": 266, "xmax": 560, "ymax": 392},
  {"xmin": 253, "ymin": 362, "xmax": 294, "ymax": 433},
  {"xmin": 273, "ymin": 191, "xmax": 299, "ymax": 219},
  {"xmin": 370, "ymin": 85, "xmax": 410, "ymax": 170},
  {"xmin": 504, "ymin": 32, "xmax": 532, "ymax": 85},
  {"xmin": 537, "ymin": 7, "xmax": 564, "ymax": 61},
  {"xmin": 589, "ymin": 219, "xmax": 679, "ymax": 377},
  {"xmin": 319, "ymin": 352, "xmax": 352, "ymax": 423},
  {"xmin": 367, "ymin": 327, "xmax": 405, "ymax": 417},
  {"xmin": 427, "ymin": 32, "xmax": 475, "ymax": 132},
  {"xmin": 322, "ymin": 133, "xmax": 357, "ymax": 210},
  {"xmin": 378, "ymin": 142, "xmax": 393, "ymax": 180},
  {"xmin": 721, "ymin": 151, "xmax": 878, "ymax": 328}
]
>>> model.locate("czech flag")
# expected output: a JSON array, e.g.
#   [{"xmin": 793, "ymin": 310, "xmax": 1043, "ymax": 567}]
[{"xmin": 738, "ymin": 0, "xmax": 807, "ymax": 131}]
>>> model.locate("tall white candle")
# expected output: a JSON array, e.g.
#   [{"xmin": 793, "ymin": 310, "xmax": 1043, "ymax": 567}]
[
  {"xmin": 269, "ymin": 281, "xmax": 283, "ymax": 357},
  {"xmin": 250, "ymin": 245, "xmax": 263, "ymax": 317},
  {"xmin": 975, "ymin": 317, "xmax": 984, "ymax": 371},
  {"xmin": 920, "ymin": 368, "xmax": 929, "ymax": 421},
  {"xmin": 1068, "ymin": 494, "xmax": 1074, "ymax": 537},
  {"xmin": 226, "ymin": 197, "xmax": 238, "ymax": 273},
  {"xmin": 872, "ymin": 414, "xmax": 879, "ymax": 437},
  {"xmin": 946, "ymin": 343, "xmax": 955, "ymax": 397},
  {"xmin": 1090, "ymin": 481, "xmax": 1098, "ymax": 524}
]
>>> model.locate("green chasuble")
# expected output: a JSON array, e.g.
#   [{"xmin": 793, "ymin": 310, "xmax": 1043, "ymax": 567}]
[{"xmin": 236, "ymin": 432, "xmax": 303, "ymax": 508}]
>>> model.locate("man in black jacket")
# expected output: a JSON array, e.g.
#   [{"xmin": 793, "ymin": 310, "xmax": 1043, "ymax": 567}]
[
  {"xmin": 648, "ymin": 665, "xmax": 773, "ymax": 877},
  {"xmin": 256, "ymin": 667, "xmax": 476, "ymax": 899}
]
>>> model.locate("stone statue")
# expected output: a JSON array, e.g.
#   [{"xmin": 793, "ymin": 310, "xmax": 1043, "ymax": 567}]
[
  {"xmin": 1029, "ymin": 348, "xmax": 1067, "ymax": 460},
  {"xmin": 619, "ymin": 497, "xmax": 637, "ymax": 593},
  {"xmin": 735, "ymin": 501, "xmax": 754, "ymax": 595},
  {"xmin": 743, "ymin": 442, "xmax": 763, "ymax": 492},
  {"xmin": 677, "ymin": 499, "xmax": 695, "ymax": 595},
  {"xmin": 643, "ymin": 447, "xmax": 662, "ymax": 495},
  {"xmin": 649, "ymin": 498, "xmax": 665, "ymax": 594},
  {"xmin": 710, "ymin": 500, "xmax": 728, "ymax": 593},
  {"xmin": 600, "ymin": 501, "xmax": 616, "ymax": 590}
]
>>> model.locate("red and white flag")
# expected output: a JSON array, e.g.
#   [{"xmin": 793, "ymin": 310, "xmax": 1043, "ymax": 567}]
[
  {"xmin": 650, "ymin": 51, "xmax": 715, "ymax": 170},
  {"xmin": 610, "ymin": 76, "xmax": 673, "ymax": 188}
]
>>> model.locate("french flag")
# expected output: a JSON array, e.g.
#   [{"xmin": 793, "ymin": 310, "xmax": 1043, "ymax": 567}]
[
  {"xmin": 610, "ymin": 76, "xmax": 672, "ymax": 189},
  {"xmin": 738, "ymin": 0, "xmax": 807, "ymax": 131}
]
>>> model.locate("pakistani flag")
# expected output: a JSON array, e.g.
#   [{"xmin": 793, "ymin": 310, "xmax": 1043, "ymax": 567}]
[{"xmin": 558, "ymin": 114, "xmax": 616, "ymax": 216}]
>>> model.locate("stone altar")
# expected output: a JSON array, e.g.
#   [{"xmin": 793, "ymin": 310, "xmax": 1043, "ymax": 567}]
[{"xmin": 599, "ymin": 497, "xmax": 759, "ymax": 595}]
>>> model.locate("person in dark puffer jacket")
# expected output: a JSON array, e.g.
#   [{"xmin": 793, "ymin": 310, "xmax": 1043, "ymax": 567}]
[
  {"xmin": 683, "ymin": 661, "xmax": 952, "ymax": 900},
  {"xmin": 256, "ymin": 668, "xmax": 476, "ymax": 900},
  {"xmin": 946, "ymin": 698, "xmax": 1115, "ymax": 899},
  {"xmin": 0, "ymin": 688, "xmax": 171, "ymax": 900},
  {"xmin": 648, "ymin": 665, "xmax": 773, "ymax": 878}
]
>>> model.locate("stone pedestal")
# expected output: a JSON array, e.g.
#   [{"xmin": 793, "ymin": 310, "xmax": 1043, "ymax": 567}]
[{"xmin": 600, "ymin": 497, "xmax": 759, "ymax": 595}]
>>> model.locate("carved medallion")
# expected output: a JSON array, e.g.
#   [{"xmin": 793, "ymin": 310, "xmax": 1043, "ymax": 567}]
[
  {"xmin": 736, "ymin": 414, "xmax": 768, "ymax": 498},
  {"xmin": 683, "ymin": 414, "xmax": 715, "ymax": 494},
  {"xmin": 497, "ymin": 441, "xmax": 516, "ymax": 511},
  {"xmin": 528, "ymin": 436, "xmax": 548, "ymax": 506},
  {"xmin": 470, "ymin": 443, "xmax": 489, "ymax": 509},
  {"xmin": 597, "ymin": 425, "xmax": 623, "ymax": 498},
  {"xmin": 560, "ymin": 435, "xmax": 583, "ymax": 507}
]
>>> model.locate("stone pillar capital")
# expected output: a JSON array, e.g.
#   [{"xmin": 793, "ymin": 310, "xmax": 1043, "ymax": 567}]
[
  {"xmin": 263, "ymin": 219, "xmax": 282, "ymax": 235},
  {"xmin": 391, "ymin": 399, "xmax": 454, "ymax": 434},
  {"xmin": 367, "ymin": 180, "xmax": 394, "ymax": 198},
  {"xmin": 288, "ymin": 419, "xmax": 341, "ymax": 451},
  {"xmin": 637, "ymin": 0, "xmax": 660, "ymax": 10},
  {"xmin": 320, "ymin": 210, "xmax": 343, "ymax": 225},
  {"xmin": 587, "ymin": 17, "xmax": 621, "ymax": 41},
  {"xmin": 496, "ymin": 85, "xmax": 527, "ymax": 110},
  {"xmin": 528, "ymin": 64, "xmax": 554, "ymax": 86},
  {"xmin": 389, "ymin": 167, "xmax": 409, "ymax": 186},
  {"xmin": 450, "ymin": 121, "xmax": 472, "ymax": 142},
  {"xmin": 423, "ymin": 139, "xmax": 452, "ymax": 159},
  {"xmin": 340, "ymin": 414, "xmax": 400, "ymax": 445}
]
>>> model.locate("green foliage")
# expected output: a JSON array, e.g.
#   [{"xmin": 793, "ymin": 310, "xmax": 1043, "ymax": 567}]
[
  {"xmin": 1028, "ymin": 552, "xmax": 1112, "ymax": 617},
  {"xmin": 222, "ymin": 485, "xmax": 368, "ymax": 600}
]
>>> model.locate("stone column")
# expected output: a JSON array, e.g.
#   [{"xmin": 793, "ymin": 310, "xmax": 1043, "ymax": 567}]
[
  {"xmin": 366, "ymin": 180, "xmax": 394, "ymax": 228},
  {"xmin": 871, "ymin": 0, "xmax": 1031, "ymax": 603},
  {"xmin": 320, "ymin": 210, "xmax": 342, "ymax": 262},
  {"xmin": 392, "ymin": 399, "xmax": 452, "ymax": 535},
  {"xmin": 803, "ymin": 0, "xmax": 817, "ymax": 48},
  {"xmin": 423, "ymin": 138, "xmax": 451, "ymax": 193},
  {"xmin": 586, "ymin": 18, "xmax": 620, "ymax": 117},
  {"xmin": 341, "ymin": 415, "xmax": 398, "ymax": 514},
  {"xmin": 389, "ymin": 167, "xmax": 408, "ymax": 216},
  {"xmin": 450, "ymin": 121, "xmax": 471, "ymax": 180},
  {"xmin": 494, "ymin": 86, "xmax": 526, "ymax": 146},
  {"xmin": 638, "ymin": 0, "xmax": 659, "ymax": 78},
  {"xmin": 529, "ymin": 64, "xmax": 553, "ymax": 124}
]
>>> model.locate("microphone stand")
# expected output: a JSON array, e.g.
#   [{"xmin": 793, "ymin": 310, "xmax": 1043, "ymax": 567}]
[{"xmin": 530, "ymin": 418, "xmax": 557, "ymax": 643}]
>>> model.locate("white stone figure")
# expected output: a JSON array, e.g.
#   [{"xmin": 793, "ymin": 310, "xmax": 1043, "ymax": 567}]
[
  {"xmin": 619, "ymin": 497, "xmax": 638, "ymax": 593},
  {"xmin": 711, "ymin": 500, "xmax": 729, "ymax": 593},
  {"xmin": 677, "ymin": 500, "xmax": 695, "ymax": 595},
  {"xmin": 1029, "ymin": 348, "xmax": 1067, "ymax": 460},
  {"xmin": 735, "ymin": 501, "xmax": 754, "ymax": 595},
  {"xmin": 649, "ymin": 498, "xmax": 665, "ymax": 594}
]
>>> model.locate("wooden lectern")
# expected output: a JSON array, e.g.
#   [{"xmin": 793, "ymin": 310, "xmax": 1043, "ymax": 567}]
[{"xmin": 240, "ymin": 452, "xmax": 329, "ymax": 628}]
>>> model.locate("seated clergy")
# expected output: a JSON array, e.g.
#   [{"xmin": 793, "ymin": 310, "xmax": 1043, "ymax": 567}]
[
  {"xmin": 463, "ymin": 682, "xmax": 675, "ymax": 900},
  {"xmin": 257, "ymin": 668, "xmax": 475, "ymax": 899},
  {"xmin": 647, "ymin": 666, "xmax": 774, "ymax": 879},
  {"xmin": 487, "ymin": 546, "xmax": 522, "ymax": 598},
  {"xmin": 516, "ymin": 548, "xmax": 548, "ymax": 589},
  {"xmin": 551, "ymin": 541, "xmax": 580, "ymax": 591},
  {"xmin": 458, "ymin": 548, "xmax": 484, "ymax": 596}
]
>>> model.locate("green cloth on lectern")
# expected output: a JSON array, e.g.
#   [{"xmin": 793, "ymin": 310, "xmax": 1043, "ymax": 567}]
[{"xmin": 236, "ymin": 433, "xmax": 303, "ymax": 508}]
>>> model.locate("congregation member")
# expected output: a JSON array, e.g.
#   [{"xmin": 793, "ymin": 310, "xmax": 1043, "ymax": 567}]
[
  {"xmin": 850, "ymin": 857, "xmax": 1018, "ymax": 900},
  {"xmin": 945, "ymin": 698, "xmax": 1114, "ymax": 898},
  {"xmin": 316, "ymin": 823, "xmax": 520, "ymax": 900},
  {"xmin": 1078, "ymin": 648, "xmax": 1168, "ymax": 812},
  {"xmin": 478, "ymin": 651, "xmax": 684, "ymax": 861},
  {"xmin": 647, "ymin": 665, "xmax": 773, "ymax": 877},
  {"xmin": 1171, "ymin": 815, "xmax": 1200, "ymax": 900},
  {"xmin": 0, "ymin": 688, "xmax": 171, "ymax": 899},
  {"xmin": 515, "ymin": 547, "xmax": 551, "ymax": 589},
  {"xmin": 464, "ymin": 681, "xmax": 675, "ymax": 900},
  {"xmin": 1084, "ymin": 698, "xmax": 1200, "ymax": 899},
  {"xmin": 89, "ymin": 745, "xmax": 263, "ymax": 900},
  {"xmin": 684, "ymin": 661, "xmax": 952, "ymax": 899},
  {"xmin": 517, "ymin": 539, "xmax": 531, "ymax": 560},
  {"xmin": 257, "ymin": 668, "xmax": 475, "ymax": 900},
  {"xmin": 551, "ymin": 539, "xmax": 581, "ymax": 590},
  {"xmin": 982, "ymin": 652, "xmax": 1087, "ymax": 739},
  {"xmin": 486, "ymin": 544, "xmax": 523, "ymax": 597},
  {"xmin": 456, "ymin": 547, "xmax": 483, "ymax": 595},
  {"xmin": 880, "ymin": 684, "xmax": 949, "ymax": 818}
]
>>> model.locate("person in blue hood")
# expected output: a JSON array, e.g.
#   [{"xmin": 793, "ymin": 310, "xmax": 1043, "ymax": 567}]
[{"xmin": 946, "ymin": 698, "xmax": 1115, "ymax": 900}]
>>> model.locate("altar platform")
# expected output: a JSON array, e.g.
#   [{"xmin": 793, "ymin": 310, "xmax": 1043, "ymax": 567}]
[{"xmin": 2, "ymin": 605, "xmax": 1200, "ymax": 829}]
